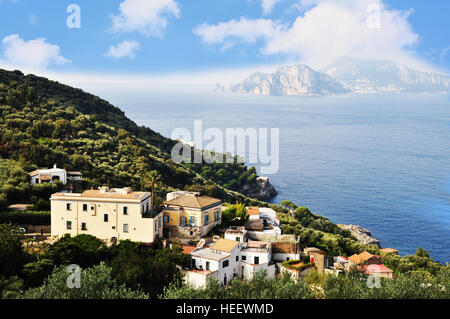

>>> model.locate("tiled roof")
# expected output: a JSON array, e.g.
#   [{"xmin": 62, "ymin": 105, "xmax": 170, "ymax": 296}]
[
  {"xmin": 52, "ymin": 189, "xmax": 150, "ymax": 201},
  {"xmin": 182, "ymin": 245, "xmax": 197, "ymax": 255},
  {"xmin": 39, "ymin": 174, "xmax": 52, "ymax": 181},
  {"xmin": 211, "ymin": 238, "xmax": 239, "ymax": 253},
  {"xmin": 348, "ymin": 251, "xmax": 380, "ymax": 265},
  {"xmin": 29, "ymin": 170, "xmax": 39, "ymax": 176},
  {"xmin": 163, "ymin": 194, "xmax": 221, "ymax": 209},
  {"xmin": 365, "ymin": 264, "xmax": 393, "ymax": 273},
  {"xmin": 245, "ymin": 219, "xmax": 264, "ymax": 231},
  {"xmin": 247, "ymin": 208, "xmax": 260, "ymax": 216}
]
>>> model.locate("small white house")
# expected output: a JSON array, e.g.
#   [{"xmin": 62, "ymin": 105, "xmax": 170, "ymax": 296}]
[
  {"xmin": 185, "ymin": 238, "xmax": 276, "ymax": 288},
  {"xmin": 29, "ymin": 164, "xmax": 82, "ymax": 192},
  {"xmin": 224, "ymin": 226, "xmax": 248, "ymax": 243}
]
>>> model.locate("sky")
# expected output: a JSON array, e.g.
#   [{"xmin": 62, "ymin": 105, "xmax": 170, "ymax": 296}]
[{"xmin": 0, "ymin": 0, "xmax": 449, "ymax": 92}]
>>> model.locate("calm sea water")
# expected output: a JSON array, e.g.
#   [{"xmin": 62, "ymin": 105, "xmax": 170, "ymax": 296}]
[{"xmin": 109, "ymin": 92, "xmax": 450, "ymax": 262}]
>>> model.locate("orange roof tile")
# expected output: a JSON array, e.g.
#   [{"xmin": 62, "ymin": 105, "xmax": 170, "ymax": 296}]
[
  {"xmin": 247, "ymin": 208, "xmax": 260, "ymax": 216},
  {"xmin": 163, "ymin": 194, "xmax": 221, "ymax": 209}
]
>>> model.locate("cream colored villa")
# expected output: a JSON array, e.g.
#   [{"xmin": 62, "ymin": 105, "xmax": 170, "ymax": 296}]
[
  {"xmin": 50, "ymin": 186, "xmax": 163, "ymax": 244},
  {"xmin": 162, "ymin": 191, "xmax": 222, "ymax": 239}
]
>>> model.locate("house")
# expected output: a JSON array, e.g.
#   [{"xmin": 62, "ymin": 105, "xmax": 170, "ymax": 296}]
[
  {"xmin": 245, "ymin": 207, "xmax": 281, "ymax": 238},
  {"xmin": 50, "ymin": 186, "xmax": 162, "ymax": 244},
  {"xmin": 224, "ymin": 226, "xmax": 248, "ymax": 243},
  {"xmin": 380, "ymin": 248, "xmax": 399, "ymax": 255},
  {"xmin": 184, "ymin": 238, "xmax": 276, "ymax": 288},
  {"xmin": 348, "ymin": 251, "xmax": 382, "ymax": 266},
  {"xmin": 303, "ymin": 247, "xmax": 333, "ymax": 274},
  {"xmin": 333, "ymin": 256, "xmax": 349, "ymax": 271},
  {"xmin": 364, "ymin": 264, "xmax": 394, "ymax": 278},
  {"xmin": 30, "ymin": 164, "xmax": 82, "ymax": 192},
  {"xmin": 162, "ymin": 193, "xmax": 222, "ymax": 239}
]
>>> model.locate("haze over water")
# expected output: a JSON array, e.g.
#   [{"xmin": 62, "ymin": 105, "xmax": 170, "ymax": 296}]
[{"xmin": 110, "ymin": 92, "xmax": 450, "ymax": 262}]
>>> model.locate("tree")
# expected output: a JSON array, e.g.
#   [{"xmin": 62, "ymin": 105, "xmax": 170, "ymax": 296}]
[
  {"xmin": 23, "ymin": 263, "xmax": 148, "ymax": 299},
  {"xmin": 45, "ymin": 234, "xmax": 107, "ymax": 268},
  {"xmin": 0, "ymin": 224, "xmax": 32, "ymax": 277},
  {"xmin": 280, "ymin": 200, "xmax": 297, "ymax": 210},
  {"xmin": 141, "ymin": 170, "xmax": 162, "ymax": 211}
]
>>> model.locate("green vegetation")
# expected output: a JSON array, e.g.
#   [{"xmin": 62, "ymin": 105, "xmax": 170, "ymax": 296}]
[
  {"xmin": 161, "ymin": 271, "xmax": 314, "ymax": 299},
  {"xmin": 161, "ymin": 268, "xmax": 450, "ymax": 299},
  {"xmin": 0, "ymin": 225, "xmax": 190, "ymax": 299},
  {"xmin": 0, "ymin": 69, "xmax": 268, "ymax": 210},
  {"xmin": 221, "ymin": 203, "xmax": 247, "ymax": 227},
  {"xmin": 23, "ymin": 263, "xmax": 148, "ymax": 299},
  {"xmin": 0, "ymin": 210, "xmax": 50, "ymax": 225},
  {"xmin": 281, "ymin": 259, "xmax": 315, "ymax": 272}
]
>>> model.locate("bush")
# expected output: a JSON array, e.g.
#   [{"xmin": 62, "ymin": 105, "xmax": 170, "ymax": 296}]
[{"xmin": 0, "ymin": 211, "xmax": 50, "ymax": 225}]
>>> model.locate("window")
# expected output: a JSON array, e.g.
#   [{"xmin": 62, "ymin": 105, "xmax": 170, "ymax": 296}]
[
  {"xmin": 254, "ymin": 257, "xmax": 259, "ymax": 265},
  {"xmin": 180, "ymin": 216, "xmax": 187, "ymax": 225},
  {"xmin": 222, "ymin": 260, "xmax": 229, "ymax": 268},
  {"xmin": 81, "ymin": 223, "xmax": 87, "ymax": 231},
  {"xmin": 189, "ymin": 216, "xmax": 196, "ymax": 226},
  {"xmin": 82, "ymin": 204, "xmax": 87, "ymax": 211},
  {"xmin": 206, "ymin": 262, "xmax": 210, "ymax": 270},
  {"xmin": 35, "ymin": 178, "xmax": 39, "ymax": 184},
  {"xmin": 214, "ymin": 209, "xmax": 219, "ymax": 221},
  {"xmin": 123, "ymin": 224, "xmax": 129, "ymax": 232},
  {"xmin": 66, "ymin": 203, "xmax": 71, "ymax": 211},
  {"xmin": 66, "ymin": 221, "xmax": 72, "ymax": 230},
  {"xmin": 158, "ymin": 218, "xmax": 161, "ymax": 228},
  {"xmin": 204, "ymin": 214, "xmax": 209, "ymax": 225},
  {"xmin": 104, "ymin": 214, "xmax": 108, "ymax": 222},
  {"xmin": 163, "ymin": 215, "xmax": 169, "ymax": 223},
  {"xmin": 236, "ymin": 237, "xmax": 240, "ymax": 242},
  {"xmin": 236, "ymin": 256, "xmax": 239, "ymax": 262},
  {"xmin": 123, "ymin": 207, "xmax": 128, "ymax": 215},
  {"xmin": 242, "ymin": 256, "xmax": 246, "ymax": 261}
]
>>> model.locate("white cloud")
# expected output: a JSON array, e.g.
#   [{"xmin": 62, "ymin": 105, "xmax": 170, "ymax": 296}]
[
  {"xmin": 194, "ymin": 17, "xmax": 283, "ymax": 50},
  {"xmin": 1, "ymin": 34, "xmax": 69, "ymax": 70},
  {"xmin": 104, "ymin": 40, "xmax": 140, "ymax": 59},
  {"xmin": 194, "ymin": 0, "xmax": 432, "ymax": 71},
  {"xmin": 111, "ymin": 0, "xmax": 180, "ymax": 37},
  {"xmin": 260, "ymin": 0, "xmax": 282, "ymax": 15}
]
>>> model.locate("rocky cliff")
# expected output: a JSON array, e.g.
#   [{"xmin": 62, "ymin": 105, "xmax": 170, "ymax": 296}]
[{"xmin": 338, "ymin": 224, "xmax": 380, "ymax": 247}]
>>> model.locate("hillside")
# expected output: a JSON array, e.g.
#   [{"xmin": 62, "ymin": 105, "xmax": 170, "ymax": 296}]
[
  {"xmin": 0, "ymin": 69, "xmax": 272, "ymax": 207},
  {"xmin": 0, "ymin": 68, "xmax": 386, "ymax": 258}
]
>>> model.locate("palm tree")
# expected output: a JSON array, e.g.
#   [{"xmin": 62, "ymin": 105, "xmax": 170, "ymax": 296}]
[{"xmin": 142, "ymin": 170, "xmax": 162, "ymax": 211}]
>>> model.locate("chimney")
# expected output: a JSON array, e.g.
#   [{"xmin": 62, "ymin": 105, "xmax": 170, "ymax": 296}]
[
  {"xmin": 122, "ymin": 187, "xmax": 132, "ymax": 194},
  {"xmin": 53, "ymin": 163, "xmax": 57, "ymax": 169}
]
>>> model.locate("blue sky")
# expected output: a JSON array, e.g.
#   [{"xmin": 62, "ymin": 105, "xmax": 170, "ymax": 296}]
[{"xmin": 0, "ymin": 0, "xmax": 449, "ymax": 86}]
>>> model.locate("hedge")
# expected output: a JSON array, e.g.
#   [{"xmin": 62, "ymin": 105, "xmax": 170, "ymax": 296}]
[
  {"xmin": 0, "ymin": 210, "xmax": 50, "ymax": 225},
  {"xmin": 281, "ymin": 259, "xmax": 315, "ymax": 272}
]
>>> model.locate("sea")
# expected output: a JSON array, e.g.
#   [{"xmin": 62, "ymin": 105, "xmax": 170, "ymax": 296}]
[{"xmin": 107, "ymin": 92, "xmax": 450, "ymax": 262}]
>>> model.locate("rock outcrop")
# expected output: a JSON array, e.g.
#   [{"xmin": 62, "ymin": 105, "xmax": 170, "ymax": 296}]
[
  {"xmin": 338, "ymin": 224, "xmax": 380, "ymax": 247},
  {"xmin": 240, "ymin": 177, "xmax": 278, "ymax": 201}
]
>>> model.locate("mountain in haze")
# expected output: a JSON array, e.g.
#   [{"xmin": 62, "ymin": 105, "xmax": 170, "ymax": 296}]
[
  {"xmin": 321, "ymin": 57, "xmax": 450, "ymax": 94},
  {"xmin": 216, "ymin": 64, "xmax": 350, "ymax": 96},
  {"xmin": 217, "ymin": 57, "xmax": 450, "ymax": 96}
]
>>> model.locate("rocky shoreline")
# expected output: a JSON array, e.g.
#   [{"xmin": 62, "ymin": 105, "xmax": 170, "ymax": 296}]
[
  {"xmin": 240, "ymin": 177, "xmax": 278, "ymax": 201},
  {"xmin": 338, "ymin": 224, "xmax": 381, "ymax": 247}
]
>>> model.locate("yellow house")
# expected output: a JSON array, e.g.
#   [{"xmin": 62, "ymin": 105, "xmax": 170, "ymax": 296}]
[
  {"xmin": 162, "ymin": 192, "xmax": 222, "ymax": 239},
  {"xmin": 50, "ymin": 186, "xmax": 163, "ymax": 244}
]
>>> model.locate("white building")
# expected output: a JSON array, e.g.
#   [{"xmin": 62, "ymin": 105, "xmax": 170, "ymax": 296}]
[
  {"xmin": 50, "ymin": 186, "xmax": 162, "ymax": 244},
  {"xmin": 224, "ymin": 226, "xmax": 247, "ymax": 243},
  {"xmin": 30, "ymin": 164, "xmax": 82, "ymax": 192},
  {"xmin": 246, "ymin": 207, "xmax": 281, "ymax": 238},
  {"xmin": 184, "ymin": 238, "xmax": 276, "ymax": 288}
]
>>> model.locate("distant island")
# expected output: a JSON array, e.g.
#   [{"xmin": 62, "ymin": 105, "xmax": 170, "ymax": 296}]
[{"xmin": 216, "ymin": 57, "xmax": 450, "ymax": 96}]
